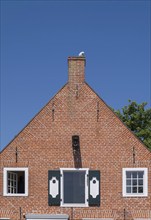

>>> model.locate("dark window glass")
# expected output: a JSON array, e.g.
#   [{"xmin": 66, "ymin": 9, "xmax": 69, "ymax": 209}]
[
  {"xmin": 138, "ymin": 179, "xmax": 143, "ymax": 185},
  {"xmin": 18, "ymin": 171, "xmax": 25, "ymax": 193},
  {"xmin": 126, "ymin": 172, "xmax": 131, "ymax": 178},
  {"xmin": 138, "ymin": 171, "xmax": 144, "ymax": 178},
  {"xmin": 132, "ymin": 180, "xmax": 137, "ymax": 186},
  {"xmin": 126, "ymin": 187, "xmax": 131, "ymax": 193},
  {"xmin": 132, "ymin": 172, "xmax": 137, "ymax": 178},
  {"xmin": 126, "ymin": 180, "xmax": 131, "ymax": 185},
  {"xmin": 138, "ymin": 187, "xmax": 143, "ymax": 193},
  {"xmin": 132, "ymin": 187, "xmax": 137, "ymax": 193},
  {"xmin": 63, "ymin": 171, "xmax": 85, "ymax": 204}
]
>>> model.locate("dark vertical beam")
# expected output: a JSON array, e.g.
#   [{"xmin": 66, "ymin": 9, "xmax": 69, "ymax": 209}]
[
  {"xmin": 124, "ymin": 208, "xmax": 126, "ymax": 220},
  {"xmin": 52, "ymin": 102, "xmax": 55, "ymax": 122},
  {"xmin": 76, "ymin": 85, "xmax": 79, "ymax": 99},
  {"xmin": 16, "ymin": 147, "xmax": 18, "ymax": 163},
  {"xmin": 133, "ymin": 147, "xmax": 135, "ymax": 164},
  {"xmin": 70, "ymin": 207, "xmax": 73, "ymax": 220},
  {"xmin": 20, "ymin": 207, "xmax": 22, "ymax": 220},
  {"xmin": 97, "ymin": 102, "xmax": 99, "ymax": 122},
  {"xmin": 72, "ymin": 136, "xmax": 82, "ymax": 168}
]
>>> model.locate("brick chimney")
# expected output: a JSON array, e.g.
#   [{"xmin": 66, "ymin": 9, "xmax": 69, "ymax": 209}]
[{"xmin": 68, "ymin": 56, "xmax": 86, "ymax": 85}]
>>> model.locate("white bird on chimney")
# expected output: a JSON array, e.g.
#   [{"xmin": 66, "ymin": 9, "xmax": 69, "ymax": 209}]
[{"xmin": 78, "ymin": 51, "xmax": 85, "ymax": 57}]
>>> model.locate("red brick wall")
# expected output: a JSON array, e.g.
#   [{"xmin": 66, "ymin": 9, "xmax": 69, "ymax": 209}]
[
  {"xmin": 68, "ymin": 57, "xmax": 85, "ymax": 85},
  {"xmin": 0, "ymin": 57, "xmax": 151, "ymax": 220}
]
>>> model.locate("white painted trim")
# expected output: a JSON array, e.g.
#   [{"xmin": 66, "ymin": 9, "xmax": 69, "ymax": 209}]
[
  {"xmin": 60, "ymin": 168, "xmax": 89, "ymax": 207},
  {"xmin": 134, "ymin": 219, "xmax": 151, "ymax": 220},
  {"xmin": 0, "ymin": 219, "xmax": 10, "ymax": 220},
  {"xmin": 3, "ymin": 167, "xmax": 28, "ymax": 196},
  {"xmin": 122, "ymin": 168, "xmax": 148, "ymax": 197},
  {"xmin": 26, "ymin": 214, "xmax": 69, "ymax": 219}
]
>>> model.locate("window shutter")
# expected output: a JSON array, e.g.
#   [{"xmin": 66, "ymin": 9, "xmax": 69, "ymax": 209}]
[
  {"xmin": 48, "ymin": 170, "xmax": 60, "ymax": 206},
  {"xmin": 88, "ymin": 170, "xmax": 100, "ymax": 206}
]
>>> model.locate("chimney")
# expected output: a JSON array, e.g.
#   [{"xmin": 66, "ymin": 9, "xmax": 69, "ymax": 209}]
[{"xmin": 68, "ymin": 56, "xmax": 86, "ymax": 85}]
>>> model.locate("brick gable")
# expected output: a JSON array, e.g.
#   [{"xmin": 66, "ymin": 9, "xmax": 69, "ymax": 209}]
[{"xmin": 0, "ymin": 56, "xmax": 150, "ymax": 220}]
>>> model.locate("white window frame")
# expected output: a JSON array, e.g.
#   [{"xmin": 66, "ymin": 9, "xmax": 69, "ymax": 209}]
[
  {"xmin": 122, "ymin": 168, "xmax": 148, "ymax": 197},
  {"xmin": 60, "ymin": 168, "xmax": 89, "ymax": 207},
  {"xmin": 3, "ymin": 167, "xmax": 28, "ymax": 196}
]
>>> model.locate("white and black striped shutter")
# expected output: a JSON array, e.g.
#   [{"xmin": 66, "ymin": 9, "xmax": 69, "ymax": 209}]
[
  {"xmin": 88, "ymin": 170, "xmax": 100, "ymax": 206},
  {"xmin": 48, "ymin": 170, "xmax": 60, "ymax": 206}
]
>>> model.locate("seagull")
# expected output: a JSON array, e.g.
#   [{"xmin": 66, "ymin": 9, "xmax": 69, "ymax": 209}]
[{"xmin": 78, "ymin": 51, "xmax": 85, "ymax": 57}]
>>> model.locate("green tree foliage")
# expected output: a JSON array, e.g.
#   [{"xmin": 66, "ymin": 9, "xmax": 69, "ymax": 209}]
[{"xmin": 114, "ymin": 100, "xmax": 151, "ymax": 150}]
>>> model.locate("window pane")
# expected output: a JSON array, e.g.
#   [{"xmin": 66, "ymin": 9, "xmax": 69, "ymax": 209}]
[
  {"xmin": 17, "ymin": 171, "xmax": 25, "ymax": 193},
  {"xmin": 126, "ymin": 171, "xmax": 131, "ymax": 178},
  {"xmin": 132, "ymin": 187, "xmax": 137, "ymax": 193},
  {"xmin": 126, "ymin": 180, "xmax": 131, "ymax": 186},
  {"xmin": 126, "ymin": 187, "xmax": 131, "ymax": 193},
  {"xmin": 132, "ymin": 172, "xmax": 137, "ymax": 178},
  {"xmin": 63, "ymin": 171, "xmax": 85, "ymax": 204},
  {"xmin": 138, "ymin": 171, "xmax": 144, "ymax": 178},
  {"xmin": 138, "ymin": 187, "xmax": 143, "ymax": 193},
  {"xmin": 132, "ymin": 180, "xmax": 137, "ymax": 186},
  {"xmin": 138, "ymin": 179, "xmax": 143, "ymax": 185}
]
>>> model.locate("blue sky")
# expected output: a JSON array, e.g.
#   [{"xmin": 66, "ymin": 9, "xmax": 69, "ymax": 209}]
[{"xmin": 0, "ymin": 0, "xmax": 151, "ymax": 150}]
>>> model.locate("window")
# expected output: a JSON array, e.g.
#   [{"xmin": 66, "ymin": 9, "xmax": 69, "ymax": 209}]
[
  {"xmin": 60, "ymin": 168, "xmax": 89, "ymax": 207},
  {"xmin": 3, "ymin": 167, "xmax": 28, "ymax": 196},
  {"xmin": 122, "ymin": 168, "xmax": 148, "ymax": 197},
  {"xmin": 48, "ymin": 169, "xmax": 100, "ymax": 207}
]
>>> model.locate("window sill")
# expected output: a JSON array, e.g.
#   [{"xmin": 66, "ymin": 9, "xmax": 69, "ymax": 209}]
[
  {"xmin": 123, "ymin": 194, "xmax": 148, "ymax": 197},
  {"xmin": 3, "ymin": 193, "xmax": 28, "ymax": 197},
  {"xmin": 61, "ymin": 203, "xmax": 89, "ymax": 207},
  {"xmin": 0, "ymin": 219, "xmax": 10, "ymax": 220}
]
